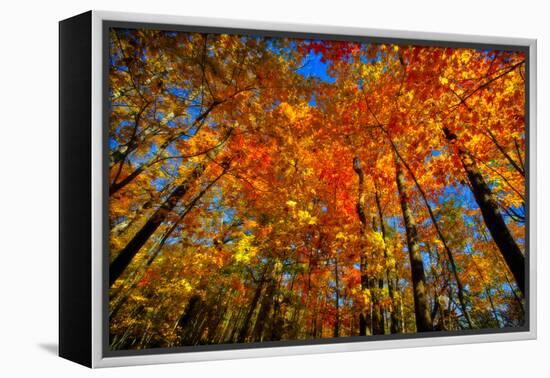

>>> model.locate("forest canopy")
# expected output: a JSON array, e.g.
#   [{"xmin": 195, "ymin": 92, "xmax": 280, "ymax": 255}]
[{"xmin": 107, "ymin": 27, "xmax": 527, "ymax": 351}]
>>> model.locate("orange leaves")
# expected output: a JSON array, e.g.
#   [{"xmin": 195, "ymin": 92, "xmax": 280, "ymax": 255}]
[{"xmin": 108, "ymin": 29, "xmax": 526, "ymax": 347}]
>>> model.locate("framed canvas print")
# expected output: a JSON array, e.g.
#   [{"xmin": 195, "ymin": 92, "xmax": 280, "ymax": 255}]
[{"xmin": 59, "ymin": 10, "xmax": 537, "ymax": 368}]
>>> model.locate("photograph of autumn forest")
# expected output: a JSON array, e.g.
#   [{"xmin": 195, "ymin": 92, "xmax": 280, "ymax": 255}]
[{"xmin": 107, "ymin": 27, "xmax": 527, "ymax": 351}]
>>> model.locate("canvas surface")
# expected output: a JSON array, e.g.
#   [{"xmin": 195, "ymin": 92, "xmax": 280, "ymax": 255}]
[{"xmin": 106, "ymin": 25, "xmax": 527, "ymax": 352}]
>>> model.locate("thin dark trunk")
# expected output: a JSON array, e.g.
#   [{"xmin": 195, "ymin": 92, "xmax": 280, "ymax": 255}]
[
  {"xmin": 228, "ymin": 307, "xmax": 245, "ymax": 343},
  {"xmin": 442, "ymin": 243, "xmax": 474, "ymax": 329},
  {"xmin": 217, "ymin": 308, "xmax": 233, "ymax": 343},
  {"xmin": 504, "ymin": 272, "xmax": 525, "ymax": 314},
  {"xmin": 375, "ymin": 278, "xmax": 385, "ymax": 334},
  {"xmin": 443, "ymin": 127, "xmax": 525, "ymax": 295},
  {"xmin": 333, "ymin": 254, "xmax": 340, "ymax": 338},
  {"xmin": 486, "ymin": 287, "xmax": 501, "ymax": 328},
  {"xmin": 206, "ymin": 295, "xmax": 228, "ymax": 343},
  {"xmin": 252, "ymin": 263, "xmax": 280, "ymax": 341},
  {"xmin": 191, "ymin": 308, "xmax": 210, "ymax": 345},
  {"xmin": 375, "ymin": 183, "xmax": 400, "ymax": 334},
  {"xmin": 371, "ymin": 213, "xmax": 385, "ymax": 335},
  {"xmin": 237, "ymin": 269, "xmax": 266, "ymax": 343},
  {"xmin": 110, "ymin": 165, "xmax": 145, "ymax": 195},
  {"xmin": 485, "ymin": 127, "xmax": 525, "ymax": 177},
  {"xmin": 395, "ymin": 159, "xmax": 433, "ymax": 332},
  {"xmin": 252, "ymin": 283, "xmax": 275, "ymax": 342},
  {"xmin": 353, "ymin": 157, "xmax": 372, "ymax": 336},
  {"xmin": 269, "ymin": 296, "xmax": 284, "ymax": 341},
  {"xmin": 359, "ymin": 255, "xmax": 370, "ymax": 336},
  {"xmin": 177, "ymin": 295, "xmax": 204, "ymax": 344}
]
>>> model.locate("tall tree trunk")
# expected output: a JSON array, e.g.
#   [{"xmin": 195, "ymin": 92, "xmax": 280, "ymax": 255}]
[
  {"xmin": 375, "ymin": 183, "xmax": 400, "ymax": 334},
  {"xmin": 177, "ymin": 295, "xmax": 204, "ymax": 344},
  {"xmin": 109, "ymin": 157, "xmax": 227, "ymax": 286},
  {"xmin": 381, "ymin": 131, "xmax": 474, "ymax": 329},
  {"xmin": 370, "ymin": 212, "xmax": 385, "ymax": 335},
  {"xmin": 228, "ymin": 307, "xmax": 245, "ymax": 343},
  {"xmin": 358, "ymin": 256, "xmax": 372, "ymax": 336},
  {"xmin": 333, "ymin": 254, "xmax": 340, "ymax": 338},
  {"xmin": 269, "ymin": 294, "xmax": 284, "ymax": 341},
  {"xmin": 485, "ymin": 287, "xmax": 501, "ymax": 328},
  {"xmin": 110, "ymin": 165, "xmax": 146, "ymax": 195},
  {"xmin": 395, "ymin": 159, "xmax": 433, "ymax": 332},
  {"xmin": 443, "ymin": 127, "xmax": 525, "ymax": 295},
  {"xmin": 353, "ymin": 157, "xmax": 374, "ymax": 336},
  {"xmin": 370, "ymin": 216, "xmax": 385, "ymax": 335},
  {"xmin": 252, "ymin": 262, "xmax": 280, "ymax": 342},
  {"xmin": 237, "ymin": 267, "xmax": 268, "ymax": 343},
  {"xmin": 375, "ymin": 277, "xmax": 385, "ymax": 334}
]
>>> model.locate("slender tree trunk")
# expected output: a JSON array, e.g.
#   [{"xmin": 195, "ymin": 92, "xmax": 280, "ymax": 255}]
[
  {"xmin": 191, "ymin": 308, "xmax": 210, "ymax": 345},
  {"xmin": 376, "ymin": 277, "xmax": 386, "ymax": 334},
  {"xmin": 443, "ymin": 127, "xmax": 525, "ymax": 295},
  {"xmin": 237, "ymin": 267, "xmax": 268, "ymax": 343},
  {"xmin": 311, "ymin": 299, "xmax": 319, "ymax": 338},
  {"xmin": 484, "ymin": 127, "xmax": 525, "ymax": 177},
  {"xmin": 369, "ymin": 213, "xmax": 384, "ymax": 335},
  {"xmin": 443, "ymin": 245, "xmax": 474, "ymax": 328},
  {"xmin": 333, "ymin": 254, "xmax": 340, "ymax": 338},
  {"xmin": 228, "ymin": 307, "xmax": 245, "ymax": 343},
  {"xmin": 252, "ymin": 262, "xmax": 280, "ymax": 342},
  {"xmin": 370, "ymin": 214, "xmax": 385, "ymax": 335},
  {"xmin": 177, "ymin": 295, "xmax": 204, "ymax": 344},
  {"xmin": 503, "ymin": 272, "xmax": 525, "ymax": 314},
  {"xmin": 269, "ymin": 294, "xmax": 284, "ymax": 341},
  {"xmin": 358, "ymin": 256, "xmax": 372, "ymax": 336},
  {"xmin": 216, "ymin": 307, "xmax": 233, "ymax": 343},
  {"xmin": 110, "ymin": 165, "xmax": 146, "ymax": 195},
  {"xmin": 353, "ymin": 157, "xmax": 374, "ymax": 336},
  {"xmin": 375, "ymin": 184, "xmax": 400, "ymax": 334},
  {"xmin": 486, "ymin": 287, "xmax": 501, "ymax": 328},
  {"xmin": 395, "ymin": 159, "xmax": 433, "ymax": 332}
]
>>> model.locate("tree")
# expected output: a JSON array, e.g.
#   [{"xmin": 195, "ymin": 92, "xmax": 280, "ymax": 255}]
[{"xmin": 108, "ymin": 30, "xmax": 527, "ymax": 349}]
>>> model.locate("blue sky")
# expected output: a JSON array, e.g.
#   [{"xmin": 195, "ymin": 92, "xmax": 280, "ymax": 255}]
[{"xmin": 296, "ymin": 51, "xmax": 336, "ymax": 84}]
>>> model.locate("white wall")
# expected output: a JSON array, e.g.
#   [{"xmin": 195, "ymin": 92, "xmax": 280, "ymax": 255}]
[{"xmin": 0, "ymin": 0, "xmax": 546, "ymax": 376}]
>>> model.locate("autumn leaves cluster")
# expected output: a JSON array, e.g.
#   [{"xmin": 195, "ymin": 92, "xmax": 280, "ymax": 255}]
[{"xmin": 107, "ymin": 28, "xmax": 526, "ymax": 350}]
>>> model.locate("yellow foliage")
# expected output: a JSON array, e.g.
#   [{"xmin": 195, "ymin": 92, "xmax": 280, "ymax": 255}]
[
  {"xmin": 178, "ymin": 279, "xmax": 193, "ymax": 293},
  {"xmin": 297, "ymin": 210, "xmax": 318, "ymax": 225},
  {"xmin": 234, "ymin": 234, "xmax": 258, "ymax": 264},
  {"xmin": 335, "ymin": 232, "xmax": 347, "ymax": 240},
  {"xmin": 286, "ymin": 200, "xmax": 297, "ymax": 208}
]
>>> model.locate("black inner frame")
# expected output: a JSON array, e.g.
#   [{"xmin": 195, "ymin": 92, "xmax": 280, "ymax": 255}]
[{"xmin": 102, "ymin": 19, "xmax": 530, "ymax": 358}]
